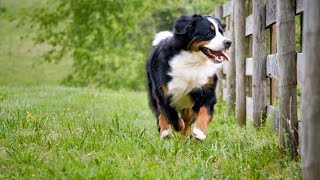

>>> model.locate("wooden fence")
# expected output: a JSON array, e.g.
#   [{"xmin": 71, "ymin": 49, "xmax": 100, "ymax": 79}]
[{"xmin": 213, "ymin": 0, "xmax": 304, "ymax": 157}]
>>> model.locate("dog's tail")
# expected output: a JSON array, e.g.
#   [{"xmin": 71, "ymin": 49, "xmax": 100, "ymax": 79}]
[{"xmin": 152, "ymin": 31, "xmax": 173, "ymax": 46}]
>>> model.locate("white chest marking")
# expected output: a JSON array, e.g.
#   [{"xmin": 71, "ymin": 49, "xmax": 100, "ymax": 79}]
[{"xmin": 167, "ymin": 51, "xmax": 221, "ymax": 110}]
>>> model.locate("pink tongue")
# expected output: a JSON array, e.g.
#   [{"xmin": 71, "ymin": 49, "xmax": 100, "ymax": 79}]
[
  {"xmin": 220, "ymin": 51, "xmax": 230, "ymax": 61},
  {"xmin": 211, "ymin": 51, "xmax": 230, "ymax": 61}
]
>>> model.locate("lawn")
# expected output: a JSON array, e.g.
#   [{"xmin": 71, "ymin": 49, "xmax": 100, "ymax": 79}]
[
  {"xmin": 0, "ymin": 86, "xmax": 301, "ymax": 179},
  {"xmin": 0, "ymin": 0, "xmax": 301, "ymax": 179}
]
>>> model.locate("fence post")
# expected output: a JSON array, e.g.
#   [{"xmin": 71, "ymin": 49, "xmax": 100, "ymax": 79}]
[
  {"xmin": 302, "ymin": 0, "xmax": 320, "ymax": 178},
  {"xmin": 215, "ymin": 6, "xmax": 224, "ymax": 99},
  {"xmin": 226, "ymin": 4, "xmax": 236, "ymax": 115},
  {"xmin": 252, "ymin": 0, "xmax": 266, "ymax": 127},
  {"xmin": 276, "ymin": 0, "xmax": 298, "ymax": 158},
  {"xmin": 234, "ymin": 0, "xmax": 246, "ymax": 126}
]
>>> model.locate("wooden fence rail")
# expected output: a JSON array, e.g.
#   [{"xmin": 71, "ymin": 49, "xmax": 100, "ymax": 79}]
[{"xmin": 213, "ymin": 0, "xmax": 304, "ymax": 158}]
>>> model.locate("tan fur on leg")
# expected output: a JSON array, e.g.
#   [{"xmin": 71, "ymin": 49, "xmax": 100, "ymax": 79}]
[
  {"xmin": 194, "ymin": 107, "xmax": 212, "ymax": 141},
  {"xmin": 159, "ymin": 112, "xmax": 172, "ymax": 138},
  {"xmin": 180, "ymin": 108, "xmax": 194, "ymax": 139}
]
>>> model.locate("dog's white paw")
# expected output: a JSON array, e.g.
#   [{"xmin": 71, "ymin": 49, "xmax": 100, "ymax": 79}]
[
  {"xmin": 193, "ymin": 128, "xmax": 206, "ymax": 141},
  {"xmin": 160, "ymin": 129, "xmax": 172, "ymax": 139}
]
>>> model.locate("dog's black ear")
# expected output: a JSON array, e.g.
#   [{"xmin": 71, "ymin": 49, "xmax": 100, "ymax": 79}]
[
  {"xmin": 220, "ymin": 22, "xmax": 226, "ymax": 29},
  {"xmin": 174, "ymin": 14, "xmax": 202, "ymax": 35}
]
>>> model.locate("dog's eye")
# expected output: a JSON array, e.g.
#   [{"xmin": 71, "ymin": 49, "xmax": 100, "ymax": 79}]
[{"xmin": 207, "ymin": 31, "xmax": 214, "ymax": 35}]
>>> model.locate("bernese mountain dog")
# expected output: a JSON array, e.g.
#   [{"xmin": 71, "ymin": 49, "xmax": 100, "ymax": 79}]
[{"xmin": 146, "ymin": 14, "xmax": 231, "ymax": 141}]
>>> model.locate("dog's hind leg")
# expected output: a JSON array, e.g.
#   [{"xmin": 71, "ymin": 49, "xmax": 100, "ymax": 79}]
[
  {"xmin": 163, "ymin": 104, "xmax": 185, "ymax": 132},
  {"xmin": 158, "ymin": 111, "xmax": 173, "ymax": 138},
  {"xmin": 180, "ymin": 108, "xmax": 194, "ymax": 139}
]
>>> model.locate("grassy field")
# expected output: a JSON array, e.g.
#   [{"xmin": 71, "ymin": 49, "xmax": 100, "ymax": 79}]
[
  {"xmin": 0, "ymin": 86, "xmax": 301, "ymax": 179},
  {"xmin": 0, "ymin": 0, "xmax": 71, "ymax": 86},
  {"xmin": 0, "ymin": 0, "xmax": 301, "ymax": 179}
]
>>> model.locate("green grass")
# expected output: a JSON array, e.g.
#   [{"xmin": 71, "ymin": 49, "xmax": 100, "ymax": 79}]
[
  {"xmin": 0, "ymin": 0, "xmax": 302, "ymax": 179},
  {"xmin": 0, "ymin": 0, "xmax": 71, "ymax": 86},
  {"xmin": 0, "ymin": 86, "xmax": 301, "ymax": 179}
]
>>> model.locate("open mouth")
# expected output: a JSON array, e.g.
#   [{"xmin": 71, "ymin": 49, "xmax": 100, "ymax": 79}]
[{"xmin": 199, "ymin": 47, "xmax": 230, "ymax": 63}]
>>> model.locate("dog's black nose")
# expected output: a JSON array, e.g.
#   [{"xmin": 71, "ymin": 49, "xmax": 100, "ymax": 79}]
[{"xmin": 224, "ymin": 39, "xmax": 232, "ymax": 49}]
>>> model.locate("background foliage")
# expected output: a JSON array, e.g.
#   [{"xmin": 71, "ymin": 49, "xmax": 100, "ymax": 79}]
[{"xmin": 27, "ymin": 0, "xmax": 226, "ymax": 90}]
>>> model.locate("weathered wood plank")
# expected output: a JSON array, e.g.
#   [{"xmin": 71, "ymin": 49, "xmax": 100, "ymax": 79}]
[
  {"xmin": 270, "ymin": 24, "xmax": 277, "ymax": 53},
  {"xmin": 248, "ymin": 36, "xmax": 253, "ymax": 57},
  {"xmin": 222, "ymin": 61, "xmax": 228, "ymax": 74},
  {"xmin": 270, "ymin": 24, "xmax": 277, "ymax": 106},
  {"xmin": 302, "ymin": 0, "xmax": 320, "ymax": 176},
  {"xmin": 270, "ymin": 79, "xmax": 278, "ymax": 104},
  {"xmin": 246, "ymin": 14, "xmax": 253, "ymax": 36},
  {"xmin": 223, "ymin": 88, "xmax": 228, "ymax": 101},
  {"xmin": 298, "ymin": 121, "xmax": 302, "ymax": 144},
  {"xmin": 235, "ymin": 0, "xmax": 246, "ymax": 126},
  {"xmin": 266, "ymin": 0, "xmax": 304, "ymax": 25},
  {"xmin": 246, "ymin": 58, "xmax": 253, "ymax": 76},
  {"xmin": 223, "ymin": 1, "xmax": 232, "ymax": 18},
  {"xmin": 225, "ymin": 16, "xmax": 230, "ymax": 31},
  {"xmin": 252, "ymin": 0, "xmax": 267, "ymax": 127},
  {"xmin": 277, "ymin": 0, "xmax": 298, "ymax": 157},
  {"xmin": 215, "ymin": 6, "xmax": 224, "ymax": 97},
  {"xmin": 216, "ymin": 69, "xmax": 224, "ymax": 97},
  {"xmin": 222, "ymin": 79, "xmax": 226, "ymax": 88},
  {"xmin": 296, "ymin": 0, "xmax": 304, "ymax": 14},
  {"xmin": 266, "ymin": 54, "xmax": 278, "ymax": 78},
  {"xmin": 224, "ymin": 31, "xmax": 230, "ymax": 39},
  {"xmin": 246, "ymin": 97, "xmax": 253, "ymax": 119},
  {"xmin": 266, "ymin": 2, "xmax": 304, "ymax": 25},
  {"xmin": 247, "ymin": 76, "xmax": 253, "ymax": 97},
  {"xmin": 215, "ymin": 6, "xmax": 223, "ymax": 19},
  {"xmin": 297, "ymin": 53, "xmax": 304, "ymax": 85},
  {"xmin": 226, "ymin": 9, "xmax": 236, "ymax": 114},
  {"xmin": 267, "ymin": 105, "xmax": 279, "ymax": 131},
  {"xmin": 266, "ymin": 0, "xmax": 277, "ymax": 27}
]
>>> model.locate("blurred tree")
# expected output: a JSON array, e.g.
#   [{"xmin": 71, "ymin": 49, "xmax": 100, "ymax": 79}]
[
  {"xmin": 0, "ymin": 0, "xmax": 4, "ymax": 12},
  {"xmin": 28, "ymin": 0, "xmax": 227, "ymax": 89}
]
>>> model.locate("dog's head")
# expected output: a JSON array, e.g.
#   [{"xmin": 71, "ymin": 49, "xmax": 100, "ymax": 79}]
[{"xmin": 174, "ymin": 14, "xmax": 231, "ymax": 63}]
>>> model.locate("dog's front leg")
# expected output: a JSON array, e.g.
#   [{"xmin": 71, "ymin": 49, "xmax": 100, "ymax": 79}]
[{"xmin": 193, "ymin": 106, "xmax": 212, "ymax": 141}]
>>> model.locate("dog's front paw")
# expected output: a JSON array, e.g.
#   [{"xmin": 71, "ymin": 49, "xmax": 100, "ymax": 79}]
[
  {"xmin": 160, "ymin": 129, "xmax": 173, "ymax": 139},
  {"xmin": 193, "ymin": 127, "xmax": 206, "ymax": 141}
]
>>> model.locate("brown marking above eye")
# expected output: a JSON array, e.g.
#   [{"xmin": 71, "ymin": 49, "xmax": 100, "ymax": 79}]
[
  {"xmin": 188, "ymin": 40, "xmax": 210, "ymax": 52},
  {"xmin": 210, "ymin": 25, "xmax": 215, "ymax": 31}
]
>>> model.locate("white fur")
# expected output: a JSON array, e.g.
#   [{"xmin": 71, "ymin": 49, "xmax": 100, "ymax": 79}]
[
  {"xmin": 204, "ymin": 17, "xmax": 230, "ymax": 51},
  {"xmin": 152, "ymin": 31, "xmax": 173, "ymax": 46},
  {"xmin": 160, "ymin": 129, "xmax": 172, "ymax": 139},
  {"xmin": 193, "ymin": 127, "xmax": 206, "ymax": 141},
  {"xmin": 167, "ymin": 51, "xmax": 221, "ymax": 110}
]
